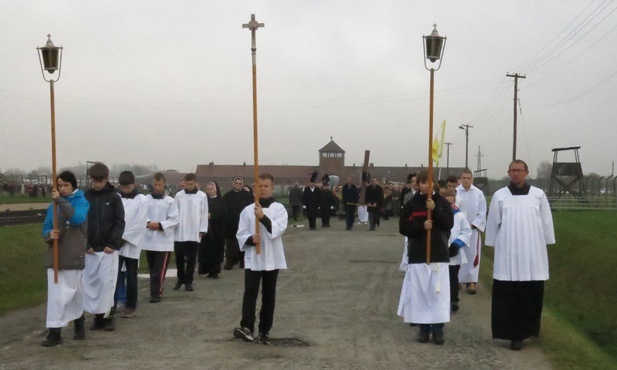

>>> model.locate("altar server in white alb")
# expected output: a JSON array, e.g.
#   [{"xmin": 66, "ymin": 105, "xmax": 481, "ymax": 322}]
[
  {"xmin": 141, "ymin": 172, "xmax": 179, "ymax": 303},
  {"xmin": 485, "ymin": 160, "xmax": 555, "ymax": 351},
  {"xmin": 233, "ymin": 173, "xmax": 288, "ymax": 345},
  {"xmin": 114, "ymin": 171, "xmax": 148, "ymax": 318},
  {"xmin": 41, "ymin": 171, "xmax": 89, "ymax": 347},
  {"xmin": 456, "ymin": 169, "xmax": 487, "ymax": 294},
  {"xmin": 173, "ymin": 173, "xmax": 208, "ymax": 292},
  {"xmin": 443, "ymin": 189, "xmax": 472, "ymax": 313},
  {"xmin": 83, "ymin": 162, "xmax": 125, "ymax": 332}
]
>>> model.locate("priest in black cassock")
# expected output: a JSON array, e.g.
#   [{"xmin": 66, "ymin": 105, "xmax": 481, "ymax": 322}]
[{"xmin": 302, "ymin": 171, "xmax": 321, "ymax": 231}]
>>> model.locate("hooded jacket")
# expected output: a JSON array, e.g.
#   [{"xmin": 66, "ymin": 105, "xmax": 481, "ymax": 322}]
[
  {"xmin": 85, "ymin": 182, "xmax": 126, "ymax": 251},
  {"xmin": 43, "ymin": 189, "xmax": 90, "ymax": 270}
]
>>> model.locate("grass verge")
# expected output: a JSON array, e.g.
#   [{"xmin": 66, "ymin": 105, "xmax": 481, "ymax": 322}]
[{"xmin": 481, "ymin": 210, "xmax": 617, "ymax": 368}]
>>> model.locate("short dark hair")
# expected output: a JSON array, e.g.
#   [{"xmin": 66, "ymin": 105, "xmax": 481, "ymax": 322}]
[
  {"xmin": 184, "ymin": 173, "xmax": 197, "ymax": 182},
  {"xmin": 416, "ymin": 169, "xmax": 433, "ymax": 184},
  {"xmin": 509, "ymin": 160, "xmax": 529, "ymax": 171},
  {"xmin": 57, "ymin": 171, "xmax": 77, "ymax": 189},
  {"xmin": 443, "ymin": 189, "xmax": 456, "ymax": 198},
  {"xmin": 89, "ymin": 162, "xmax": 109, "ymax": 181},
  {"xmin": 118, "ymin": 171, "xmax": 136, "ymax": 185},
  {"xmin": 258, "ymin": 173, "xmax": 275, "ymax": 183},
  {"xmin": 446, "ymin": 175, "xmax": 458, "ymax": 183},
  {"xmin": 461, "ymin": 169, "xmax": 473, "ymax": 176},
  {"xmin": 153, "ymin": 172, "xmax": 166, "ymax": 183},
  {"xmin": 438, "ymin": 179, "xmax": 447, "ymax": 188}
]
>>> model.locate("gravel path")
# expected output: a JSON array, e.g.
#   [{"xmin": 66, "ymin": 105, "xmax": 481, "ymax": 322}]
[{"xmin": 0, "ymin": 218, "xmax": 552, "ymax": 369}]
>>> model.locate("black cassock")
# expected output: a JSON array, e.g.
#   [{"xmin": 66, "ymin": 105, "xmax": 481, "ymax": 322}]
[
  {"xmin": 302, "ymin": 187, "xmax": 321, "ymax": 218},
  {"xmin": 199, "ymin": 195, "xmax": 227, "ymax": 275}
]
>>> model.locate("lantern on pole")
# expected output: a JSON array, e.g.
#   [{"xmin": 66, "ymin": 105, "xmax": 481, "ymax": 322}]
[
  {"xmin": 37, "ymin": 34, "xmax": 63, "ymax": 283},
  {"xmin": 422, "ymin": 24, "xmax": 446, "ymax": 264}
]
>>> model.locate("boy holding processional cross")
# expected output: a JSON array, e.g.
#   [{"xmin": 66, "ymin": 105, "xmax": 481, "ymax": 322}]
[{"xmin": 233, "ymin": 173, "xmax": 288, "ymax": 345}]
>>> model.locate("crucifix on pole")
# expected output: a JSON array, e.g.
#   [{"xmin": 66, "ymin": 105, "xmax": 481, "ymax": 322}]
[{"xmin": 243, "ymin": 14, "xmax": 264, "ymax": 254}]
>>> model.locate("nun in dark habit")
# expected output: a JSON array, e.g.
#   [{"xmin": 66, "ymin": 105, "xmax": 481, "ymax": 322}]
[{"xmin": 198, "ymin": 182, "xmax": 227, "ymax": 278}]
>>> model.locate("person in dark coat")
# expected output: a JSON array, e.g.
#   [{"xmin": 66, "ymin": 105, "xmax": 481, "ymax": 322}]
[
  {"xmin": 319, "ymin": 184, "xmax": 337, "ymax": 227},
  {"xmin": 223, "ymin": 177, "xmax": 254, "ymax": 270},
  {"xmin": 342, "ymin": 177, "xmax": 359, "ymax": 230},
  {"xmin": 302, "ymin": 172, "xmax": 321, "ymax": 230},
  {"xmin": 199, "ymin": 182, "xmax": 227, "ymax": 278},
  {"xmin": 365, "ymin": 177, "xmax": 384, "ymax": 231},
  {"xmin": 288, "ymin": 183, "xmax": 303, "ymax": 221}
]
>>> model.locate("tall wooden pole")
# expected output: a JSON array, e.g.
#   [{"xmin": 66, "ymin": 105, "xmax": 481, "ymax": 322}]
[
  {"xmin": 243, "ymin": 14, "xmax": 264, "ymax": 254},
  {"xmin": 50, "ymin": 80, "xmax": 59, "ymax": 283},
  {"xmin": 426, "ymin": 68, "xmax": 435, "ymax": 264}
]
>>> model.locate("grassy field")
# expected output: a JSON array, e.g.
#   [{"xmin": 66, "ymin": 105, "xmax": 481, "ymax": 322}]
[
  {"xmin": 0, "ymin": 194, "xmax": 50, "ymax": 204},
  {"xmin": 481, "ymin": 210, "xmax": 617, "ymax": 369},
  {"xmin": 2, "ymin": 210, "xmax": 616, "ymax": 368}
]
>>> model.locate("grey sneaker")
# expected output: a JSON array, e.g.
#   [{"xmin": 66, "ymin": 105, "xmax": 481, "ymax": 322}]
[
  {"xmin": 258, "ymin": 332, "xmax": 271, "ymax": 345},
  {"xmin": 233, "ymin": 327, "xmax": 254, "ymax": 342}
]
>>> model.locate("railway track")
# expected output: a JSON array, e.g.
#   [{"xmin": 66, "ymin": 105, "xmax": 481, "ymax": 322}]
[{"xmin": 0, "ymin": 209, "xmax": 47, "ymax": 226}]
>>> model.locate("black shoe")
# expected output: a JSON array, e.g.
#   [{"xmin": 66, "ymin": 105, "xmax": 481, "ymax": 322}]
[
  {"xmin": 185, "ymin": 284, "xmax": 194, "ymax": 292},
  {"xmin": 233, "ymin": 327, "xmax": 254, "ymax": 342},
  {"xmin": 223, "ymin": 265, "xmax": 233, "ymax": 271},
  {"xmin": 451, "ymin": 302, "xmax": 459, "ymax": 312},
  {"xmin": 510, "ymin": 340, "xmax": 523, "ymax": 351},
  {"xmin": 104, "ymin": 318, "xmax": 115, "ymax": 332},
  {"xmin": 211, "ymin": 273, "xmax": 219, "ymax": 279},
  {"xmin": 41, "ymin": 328, "xmax": 62, "ymax": 347},
  {"xmin": 258, "ymin": 332, "xmax": 271, "ymax": 345},
  {"xmin": 417, "ymin": 330, "xmax": 430, "ymax": 343},
  {"xmin": 432, "ymin": 331, "xmax": 445, "ymax": 345},
  {"xmin": 73, "ymin": 315, "xmax": 85, "ymax": 340},
  {"xmin": 173, "ymin": 281, "xmax": 183, "ymax": 290},
  {"xmin": 90, "ymin": 316, "xmax": 105, "ymax": 330},
  {"xmin": 150, "ymin": 296, "xmax": 161, "ymax": 303}
]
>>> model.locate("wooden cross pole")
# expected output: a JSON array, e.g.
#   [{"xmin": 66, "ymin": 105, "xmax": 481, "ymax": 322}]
[
  {"xmin": 243, "ymin": 14, "xmax": 265, "ymax": 254},
  {"xmin": 358, "ymin": 150, "xmax": 370, "ymax": 205}
]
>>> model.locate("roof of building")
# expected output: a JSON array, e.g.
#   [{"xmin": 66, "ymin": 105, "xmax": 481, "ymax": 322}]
[{"xmin": 319, "ymin": 139, "xmax": 345, "ymax": 153}]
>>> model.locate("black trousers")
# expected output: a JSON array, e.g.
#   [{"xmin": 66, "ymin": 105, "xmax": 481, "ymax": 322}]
[
  {"xmin": 369, "ymin": 212, "xmax": 381, "ymax": 229},
  {"xmin": 449, "ymin": 265, "xmax": 460, "ymax": 304},
  {"xmin": 492, "ymin": 279, "xmax": 544, "ymax": 341},
  {"xmin": 114, "ymin": 256, "xmax": 139, "ymax": 309},
  {"xmin": 240, "ymin": 269, "xmax": 279, "ymax": 335},
  {"xmin": 146, "ymin": 251, "xmax": 170, "ymax": 298},
  {"xmin": 291, "ymin": 205, "xmax": 301, "ymax": 221},
  {"xmin": 344, "ymin": 205, "xmax": 356, "ymax": 229},
  {"xmin": 320, "ymin": 214, "xmax": 330, "ymax": 226},
  {"xmin": 174, "ymin": 241, "xmax": 199, "ymax": 284},
  {"xmin": 308, "ymin": 216, "xmax": 317, "ymax": 229}
]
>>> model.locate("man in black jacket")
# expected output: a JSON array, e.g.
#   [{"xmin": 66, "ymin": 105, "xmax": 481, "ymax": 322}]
[
  {"xmin": 84, "ymin": 162, "xmax": 125, "ymax": 332},
  {"xmin": 342, "ymin": 177, "xmax": 359, "ymax": 230},
  {"xmin": 302, "ymin": 172, "xmax": 321, "ymax": 230},
  {"xmin": 365, "ymin": 177, "xmax": 384, "ymax": 231}
]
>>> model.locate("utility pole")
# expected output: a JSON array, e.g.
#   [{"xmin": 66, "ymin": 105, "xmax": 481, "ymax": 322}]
[
  {"xmin": 445, "ymin": 142, "xmax": 452, "ymax": 176},
  {"xmin": 476, "ymin": 145, "xmax": 484, "ymax": 172},
  {"xmin": 459, "ymin": 124, "xmax": 473, "ymax": 170},
  {"xmin": 507, "ymin": 73, "xmax": 526, "ymax": 161}
]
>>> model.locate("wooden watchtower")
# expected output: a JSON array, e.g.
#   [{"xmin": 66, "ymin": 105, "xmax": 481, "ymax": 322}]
[{"xmin": 548, "ymin": 146, "xmax": 586, "ymax": 198}]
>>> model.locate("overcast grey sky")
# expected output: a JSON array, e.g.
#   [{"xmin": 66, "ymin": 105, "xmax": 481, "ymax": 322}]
[{"xmin": 1, "ymin": 0, "xmax": 616, "ymax": 179}]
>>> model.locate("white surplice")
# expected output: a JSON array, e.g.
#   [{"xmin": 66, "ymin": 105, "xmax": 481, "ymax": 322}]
[
  {"xmin": 83, "ymin": 251, "xmax": 118, "ymax": 316},
  {"xmin": 448, "ymin": 211, "xmax": 472, "ymax": 266},
  {"xmin": 237, "ymin": 202, "xmax": 288, "ymax": 271},
  {"xmin": 174, "ymin": 190, "xmax": 208, "ymax": 242},
  {"xmin": 397, "ymin": 263, "xmax": 451, "ymax": 324},
  {"xmin": 485, "ymin": 186, "xmax": 555, "ymax": 281},
  {"xmin": 119, "ymin": 194, "xmax": 148, "ymax": 260},
  {"xmin": 141, "ymin": 195, "xmax": 179, "ymax": 252},
  {"xmin": 456, "ymin": 184, "xmax": 487, "ymax": 283},
  {"xmin": 46, "ymin": 269, "xmax": 84, "ymax": 328}
]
